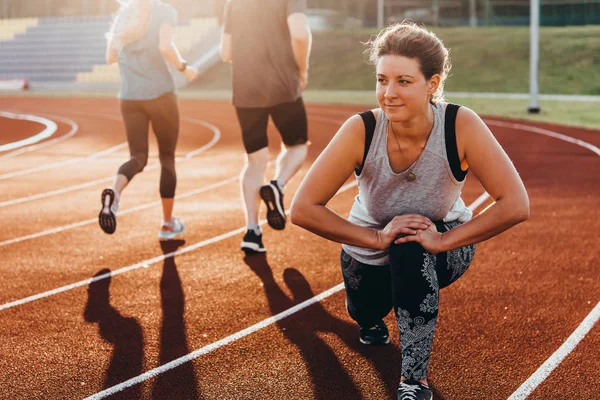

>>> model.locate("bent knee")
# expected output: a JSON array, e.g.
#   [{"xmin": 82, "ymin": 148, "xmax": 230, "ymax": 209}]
[{"xmin": 132, "ymin": 153, "xmax": 148, "ymax": 171}]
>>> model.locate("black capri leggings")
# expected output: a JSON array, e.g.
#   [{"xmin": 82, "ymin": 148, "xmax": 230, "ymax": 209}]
[
  {"xmin": 341, "ymin": 220, "xmax": 476, "ymax": 380},
  {"xmin": 117, "ymin": 92, "xmax": 179, "ymax": 198}
]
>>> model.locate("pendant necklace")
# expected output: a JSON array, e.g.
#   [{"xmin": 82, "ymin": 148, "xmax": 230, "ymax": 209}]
[{"xmin": 390, "ymin": 122, "xmax": 417, "ymax": 182}]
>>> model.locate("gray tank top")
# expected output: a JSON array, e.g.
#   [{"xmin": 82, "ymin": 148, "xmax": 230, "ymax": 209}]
[
  {"xmin": 342, "ymin": 102, "xmax": 472, "ymax": 265},
  {"xmin": 117, "ymin": 1, "xmax": 177, "ymax": 100}
]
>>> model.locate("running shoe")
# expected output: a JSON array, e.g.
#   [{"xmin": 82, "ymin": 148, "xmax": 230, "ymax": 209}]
[
  {"xmin": 158, "ymin": 218, "xmax": 185, "ymax": 241},
  {"xmin": 397, "ymin": 380, "xmax": 433, "ymax": 400},
  {"xmin": 359, "ymin": 320, "xmax": 390, "ymax": 345},
  {"xmin": 240, "ymin": 229, "xmax": 266, "ymax": 253},
  {"xmin": 259, "ymin": 180, "xmax": 286, "ymax": 230},
  {"xmin": 99, "ymin": 188, "xmax": 118, "ymax": 234}
]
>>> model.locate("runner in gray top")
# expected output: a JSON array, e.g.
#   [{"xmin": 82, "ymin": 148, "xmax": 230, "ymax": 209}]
[
  {"xmin": 98, "ymin": 0, "xmax": 198, "ymax": 241},
  {"xmin": 290, "ymin": 22, "xmax": 529, "ymax": 400},
  {"xmin": 220, "ymin": 0, "xmax": 312, "ymax": 253}
]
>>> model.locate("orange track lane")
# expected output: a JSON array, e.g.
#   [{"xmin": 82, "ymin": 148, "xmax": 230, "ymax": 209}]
[{"xmin": 0, "ymin": 97, "xmax": 598, "ymax": 400}]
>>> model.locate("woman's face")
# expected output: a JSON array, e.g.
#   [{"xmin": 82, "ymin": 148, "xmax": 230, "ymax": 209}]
[{"xmin": 376, "ymin": 55, "xmax": 439, "ymax": 122}]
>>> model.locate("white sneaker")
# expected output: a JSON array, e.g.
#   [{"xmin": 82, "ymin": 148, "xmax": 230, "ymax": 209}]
[{"xmin": 158, "ymin": 218, "xmax": 185, "ymax": 241}]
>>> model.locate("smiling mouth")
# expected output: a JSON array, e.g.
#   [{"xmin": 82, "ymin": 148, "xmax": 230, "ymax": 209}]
[{"xmin": 386, "ymin": 104, "xmax": 404, "ymax": 108}]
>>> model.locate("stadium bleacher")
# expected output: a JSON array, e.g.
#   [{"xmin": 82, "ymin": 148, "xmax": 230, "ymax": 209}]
[{"xmin": 0, "ymin": 16, "xmax": 219, "ymax": 85}]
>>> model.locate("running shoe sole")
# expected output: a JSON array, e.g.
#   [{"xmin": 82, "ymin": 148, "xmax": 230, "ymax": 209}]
[
  {"xmin": 240, "ymin": 241, "xmax": 266, "ymax": 253},
  {"xmin": 98, "ymin": 188, "xmax": 116, "ymax": 234},
  {"xmin": 259, "ymin": 183, "xmax": 286, "ymax": 230},
  {"xmin": 359, "ymin": 336, "xmax": 391, "ymax": 345}
]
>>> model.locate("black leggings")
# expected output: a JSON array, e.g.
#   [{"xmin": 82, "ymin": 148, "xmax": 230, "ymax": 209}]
[
  {"xmin": 117, "ymin": 92, "xmax": 179, "ymax": 198},
  {"xmin": 341, "ymin": 221, "xmax": 476, "ymax": 380}
]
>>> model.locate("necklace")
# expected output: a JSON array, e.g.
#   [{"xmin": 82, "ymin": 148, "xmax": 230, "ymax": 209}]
[{"xmin": 390, "ymin": 122, "xmax": 417, "ymax": 182}]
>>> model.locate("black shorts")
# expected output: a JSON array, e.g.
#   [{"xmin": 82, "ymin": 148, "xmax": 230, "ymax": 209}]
[{"xmin": 235, "ymin": 97, "xmax": 308, "ymax": 154}]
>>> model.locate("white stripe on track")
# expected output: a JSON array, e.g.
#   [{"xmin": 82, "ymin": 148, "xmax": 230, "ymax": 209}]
[
  {"xmin": 485, "ymin": 120, "xmax": 600, "ymax": 156},
  {"xmin": 484, "ymin": 119, "xmax": 600, "ymax": 398},
  {"xmin": 0, "ymin": 114, "xmax": 79, "ymax": 159},
  {"xmin": 0, "ymin": 111, "xmax": 58, "ymax": 152},
  {"xmin": 0, "ymin": 116, "xmax": 220, "ymax": 207},
  {"xmin": 83, "ymin": 188, "xmax": 483, "ymax": 399},
  {"xmin": 0, "ymin": 181, "xmax": 357, "ymax": 313},
  {"xmin": 84, "ymin": 283, "xmax": 347, "ymax": 400},
  {"xmin": 0, "ymin": 174, "xmax": 238, "ymax": 247},
  {"xmin": 507, "ymin": 301, "xmax": 600, "ymax": 399},
  {"xmin": 468, "ymin": 192, "xmax": 491, "ymax": 211},
  {"xmin": 0, "ymin": 118, "xmax": 224, "ymax": 247},
  {"xmin": 0, "ymin": 141, "xmax": 128, "ymax": 180}
]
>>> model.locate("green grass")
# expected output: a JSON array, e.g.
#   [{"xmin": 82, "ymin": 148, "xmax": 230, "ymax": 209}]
[
  {"xmin": 308, "ymin": 26, "xmax": 600, "ymax": 95},
  {"xmin": 6, "ymin": 25, "xmax": 600, "ymax": 130},
  {"xmin": 189, "ymin": 25, "xmax": 600, "ymax": 95},
  {"xmin": 4, "ymin": 89, "xmax": 599, "ymax": 130},
  {"xmin": 299, "ymin": 91, "xmax": 600, "ymax": 130}
]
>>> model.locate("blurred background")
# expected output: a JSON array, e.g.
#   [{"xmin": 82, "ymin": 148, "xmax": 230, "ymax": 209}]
[{"xmin": 1, "ymin": 0, "xmax": 599, "ymax": 127}]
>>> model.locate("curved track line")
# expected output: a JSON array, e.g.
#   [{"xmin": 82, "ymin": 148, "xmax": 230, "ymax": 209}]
[
  {"xmin": 0, "ymin": 141, "xmax": 128, "ymax": 181},
  {"xmin": 83, "ymin": 188, "xmax": 484, "ymax": 400},
  {"xmin": 0, "ymin": 114, "xmax": 79, "ymax": 160},
  {"xmin": 485, "ymin": 120, "xmax": 600, "ymax": 156},
  {"xmin": 0, "ymin": 180, "xmax": 357, "ymax": 314},
  {"xmin": 0, "ymin": 111, "xmax": 58, "ymax": 152},
  {"xmin": 0, "ymin": 116, "xmax": 220, "ymax": 208},
  {"xmin": 85, "ymin": 283, "xmax": 347, "ymax": 400},
  {"xmin": 508, "ymin": 302, "xmax": 600, "ymax": 399},
  {"xmin": 0, "ymin": 118, "xmax": 223, "ymax": 247}
]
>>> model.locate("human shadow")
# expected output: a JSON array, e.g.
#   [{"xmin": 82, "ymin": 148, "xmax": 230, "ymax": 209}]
[
  {"xmin": 243, "ymin": 253, "xmax": 445, "ymax": 400},
  {"xmin": 152, "ymin": 239, "xmax": 202, "ymax": 399},
  {"xmin": 84, "ymin": 269, "xmax": 144, "ymax": 399}
]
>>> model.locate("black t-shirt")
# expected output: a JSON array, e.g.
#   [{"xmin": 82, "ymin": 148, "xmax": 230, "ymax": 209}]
[{"xmin": 223, "ymin": 0, "xmax": 307, "ymax": 108}]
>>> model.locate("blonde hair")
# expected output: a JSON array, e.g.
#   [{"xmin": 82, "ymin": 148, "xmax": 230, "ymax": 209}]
[
  {"xmin": 365, "ymin": 21, "xmax": 451, "ymax": 104},
  {"xmin": 107, "ymin": 0, "xmax": 154, "ymax": 51}
]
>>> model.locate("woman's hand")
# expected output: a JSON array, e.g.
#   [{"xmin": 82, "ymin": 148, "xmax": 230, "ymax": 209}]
[
  {"xmin": 393, "ymin": 223, "xmax": 444, "ymax": 254},
  {"xmin": 376, "ymin": 214, "xmax": 432, "ymax": 250},
  {"xmin": 183, "ymin": 66, "xmax": 199, "ymax": 82},
  {"xmin": 299, "ymin": 69, "xmax": 308, "ymax": 91}
]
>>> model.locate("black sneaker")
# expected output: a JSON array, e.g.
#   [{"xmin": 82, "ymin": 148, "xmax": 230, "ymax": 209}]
[
  {"xmin": 240, "ymin": 230, "xmax": 266, "ymax": 253},
  {"xmin": 259, "ymin": 180, "xmax": 286, "ymax": 230},
  {"xmin": 359, "ymin": 320, "xmax": 390, "ymax": 345},
  {"xmin": 98, "ymin": 188, "xmax": 118, "ymax": 234},
  {"xmin": 397, "ymin": 380, "xmax": 433, "ymax": 400}
]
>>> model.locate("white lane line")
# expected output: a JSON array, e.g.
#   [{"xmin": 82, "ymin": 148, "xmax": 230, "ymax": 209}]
[
  {"xmin": 0, "ymin": 174, "xmax": 238, "ymax": 248},
  {"xmin": 0, "ymin": 114, "xmax": 79, "ymax": 159},
  {"xmin": 0, "ymin": 116, "xmax": 220, "ymax": 208},
  {"xmin": 507, "ymin": 301, "xmax": 600, "ymax": 399},
  {"xmin": 469, "ymin": 192, "xmax": 491, "ymax": 211},
  {"xmin": 84, "ymin": 282, "xmax": 347, "ymax": 400},
  {"xmin": 0, "ymin": 111, "xmax": 58, "ymax": 152},
  {"xmin": 0, "ymin": 181, "xmax": 357, "ymax": 314},
  {"xmin": 0, "ymin": 141, "xmax": 128, "ymax": 181},
  {"xmin": 484, "ymin": 119, "xmax": 600, "ymax": 398},
  {"xmin": 83, "ymin": 188, "xmax": 484, "ymax": 400},
  {"xmin": 0, "ymin": 118, "xmax": 224, "ymax": 247},
  {"xmin": 485, "ymin": 120, "xmax": 600, "ymax": 157}
]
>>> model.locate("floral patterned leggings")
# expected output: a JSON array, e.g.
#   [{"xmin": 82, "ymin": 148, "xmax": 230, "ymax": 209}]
[{"xmin": 340, "ymin": 221, "xmax": 476, "ymax": 380}]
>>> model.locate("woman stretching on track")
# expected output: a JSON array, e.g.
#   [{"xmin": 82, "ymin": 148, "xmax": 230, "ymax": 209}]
[
  {"xmin": 98, "ymin": 0, "xmax": 198, "ymax": 240},
  {"xmin": 290, "ymin": 22, "xmax": 530, "ymax": 400}
]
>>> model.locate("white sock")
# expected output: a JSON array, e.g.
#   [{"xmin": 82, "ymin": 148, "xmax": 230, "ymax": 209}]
[
  {"xmin": 273, "ymin": 179, "xmax": 284, "ymax": 192},
  {"xmin": 247, "ymin": 223, "xmax": 261, "ymax": 235}
]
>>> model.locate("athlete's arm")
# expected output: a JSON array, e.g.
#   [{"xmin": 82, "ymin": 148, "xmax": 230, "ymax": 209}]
[
  {"xmin": 106, "ymin": 38, "xmax": 118, "ymax": 65},
  {"xmin": 220, "ymin": 33, "xmax": 232, "ymax": 63},
  {"xmin": 159, "ymin": 23, "xmax": 186, "ymax": 71},
  {"xmin": 220, "ymin": 0, "xmax": 232, "ymax": 63},
  {"xmin": 396, "ymin": 106, "xmax": 530, "ymax": 252},
  {"xmin": 287, "ymin": 12, "xmax": 311, "ymax": 88}
]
